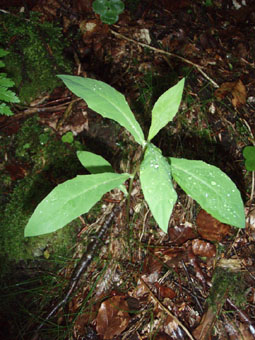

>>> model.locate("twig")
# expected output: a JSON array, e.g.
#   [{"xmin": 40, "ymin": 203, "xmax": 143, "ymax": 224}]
[
  {"xmin": 140, "ymin": 277, "xmax": 195, "ymax": 340},
  {"xmin": 32, "ymin": 204, "xmax": 120, "ymax": 338},
  {"xmin": 0, "ymin": 98, "xmax": 82, "ymax": 130},
  {"xmin": 110, "ymin": 29, "xmax": 219, "ymax": 89},
  {"xmin": 226, "ymin": 299, "xmax": 255, "ymax": 337}
]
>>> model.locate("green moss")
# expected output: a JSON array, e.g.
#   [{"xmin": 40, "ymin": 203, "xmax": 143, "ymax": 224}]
[
  {"xmin": 0, "ymin": 174, "xmax": 79, "ymax": 262},
  {"xmin": 0, "ymin": 12, "xmax": 72, "ymax": 104},
  {"xmin": 207, "ymin": 267, "xmax": 246, "ymax": 312},
  {"xmin": 0, "ymin": 117, "xmax": 85, "ymax": 264}
]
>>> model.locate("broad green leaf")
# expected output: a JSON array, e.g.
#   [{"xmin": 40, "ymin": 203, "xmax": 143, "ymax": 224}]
[
  {"xmin": 24, "ymin": 172, "xmax": 130, "ymax": 237},
  {"xmin": 243, "ymin": 146, "xmax": 255, "ymax": 171},
  {"xmin": 77, "ymin": 150, "xmax": 128, "ymax": 195},
  {"xmin": 77, "ymin": 150, "xmax": 113, "ymax": 174},
  {"xmin": 58, "ymin": 75, "xmax": 145, "ymax": 146},
  {"xmin": 140, "ymin": 143, "xmax": 177, "ymax": 233},
  {"xmin": 148, "ymin": 78, "xmax": 185, "ymax": 141},
  {"xmin": 169, "ymin": 158, "xmax": 245, "ymax": 228}
]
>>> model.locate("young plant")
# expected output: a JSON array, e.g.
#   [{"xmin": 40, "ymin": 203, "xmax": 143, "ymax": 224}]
[
  {"xmin": 0, "ymin": 48, "xmax": 20, "ymax": 116},
  {"xmin": 92, "ymin": 0, "xmax": 125, "ymax": 24},
  {"xmin": 243, "ymin": 146, "xmax": 255, "ymax": 171},
  {"xmin": 25, "ymin": 76, "xmax": 245, "ymax": 237}
]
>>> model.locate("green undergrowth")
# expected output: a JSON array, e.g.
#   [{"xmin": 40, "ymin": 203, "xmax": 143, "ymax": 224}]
[
  {"xmin": 0, "ymin": 11, "xmax": 72, "ymax": 104},
  {"xmin": 0, "ymin": 116, "xmax": 88, "ymax": 337},
  {"xmin": 0, "ymin": 117, "xmax": 85, "ymax": 265},
  {"xmin": 0, "ymin": 257, "xmax": 73, "ymax": 339}
]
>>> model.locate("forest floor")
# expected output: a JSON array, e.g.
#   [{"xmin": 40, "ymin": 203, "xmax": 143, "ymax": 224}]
[{"xmin": 0, "ymin": 0, "xmax": 255, "ymax": 339}]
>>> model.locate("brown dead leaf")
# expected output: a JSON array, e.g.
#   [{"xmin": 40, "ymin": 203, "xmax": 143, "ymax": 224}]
[
  {"xmin": 142, "ymin": 252, "xmax": 163, "ymax": 279},
  {"xmin": 163, "ymin": 315, "xmax": 181, "ymax": 338},
  {"xmin": 238, "ymin": 323, "xmax": 255, "ymax": 340},
  {"xmin": 155, "ymin": 283, "xmax": 176, "ymax": 299},
  {"xmin": 168, "ymin": 224, "xmax": 196, "ymax": 245},
  {"xmin": 214, "ymin": 79, "xmax": 247, "ymax": 108},
  {"xmin": 96, "ymin": 296, "xmax": 130, "ymax": 339},
  {"xmin": 196, "ymin": 210, "xmax": 232, "ymax": 241},
  {"xmin": 192, "ymin": 306, "xmax": 215, "ymax": 340},
  {"xmin": 192, "ymin": 239, "xmax": 216, "ymax": 258}
]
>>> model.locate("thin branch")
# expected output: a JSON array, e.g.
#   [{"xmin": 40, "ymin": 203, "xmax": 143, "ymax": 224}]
[
  {"xmin": 110, "ymin": 29, "xmax": 219, "ymax": 89},
  {"xmin": 140, "ymin": 277, "xmax": 195, "ymax": 340},
  {"xmin": 32, "ymin": 204, "xmax": 120, "ymax": 338}
]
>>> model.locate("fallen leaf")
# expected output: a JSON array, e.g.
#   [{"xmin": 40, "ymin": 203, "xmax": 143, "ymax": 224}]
[
  {"xmin": 196, "ymin": 210, "xmax": 232, "ymax": 241},
  {"xmin": 96, "ymin": 296, "xmax": 130, "ymax": 339},
  {"xmin": 192, "ymin": 239, "xmax": 216, "ymax": 258},
  {"xmin": 217, "ymin": 258, "xmax": 242, "ymax": 271},
  {"xmin": 192, "ymin": 306, "xmax": 215, "ymax": 340},
  {"xmin": 168, "ymin": 223, "xmax": 196, "ymax": 245},
  {"xmin": 214, "ymin": 79, "xmax": 247, "ymax": 108},
  {"xmin": 155, "ymin": 282, "xmax": 176, "ymax": 299}
]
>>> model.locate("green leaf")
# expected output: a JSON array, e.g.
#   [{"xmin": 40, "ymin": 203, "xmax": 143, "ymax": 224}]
[
  {"xmin": 77, "ymin": 151, "xmax": 128, "ymax": 195},
  {"xmin": 243, "ymin": 146, "xmax": 255, "ymax": 171},
  {"xmin": 169, "ymin": 157, "xmax": 245, "ymax": 228},
  {"xmin": 140, "ymin": 143, "xmax": 177, "ymax": 233},
  {"xmin": 0, "ymin": 49, "xmax": 9, "ymax": 58},
  {"xmin": 0, "ymin": 74, "xmax": 15, "ymax": 88},
  {"xmin": 78, "ymin": 150, "xmax": 113, "ymax": 173},
  {"xmin": 100, "ymin": 12, "xmax": 119, "ymax": 25},
  {"xmin": 0, "ymin": 103, "xmax": 13, "ymax": 116},
  {"xmin": 93, "ymin": 0, "xmax": 124, "ymax": 16},
  {"xmin": 0, "ymin": 87, "xmax": 20, "ymax": 103},
  {"xmin": 58, "ymin": 75, "xmax": 145, "ymax": 146},
  {"xmin": 61, "ymin": 131, "xmax": 74, "ymax": 144},
  {"xmin": 24, "ymin": 172, "xmax": 130, "ymax": 236},
  {"xmin": 148, "ymin": 78, "xmax": 185, "ymax": 141}
]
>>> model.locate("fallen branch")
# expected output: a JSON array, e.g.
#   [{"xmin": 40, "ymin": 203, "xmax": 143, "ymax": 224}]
[
  {"xmin": 110, "ymin": 29, "xmax": 219, "ymax": 89},
  {"xmin": 32, "ymin": 204, "xmax": 120, "ymax": 339}
]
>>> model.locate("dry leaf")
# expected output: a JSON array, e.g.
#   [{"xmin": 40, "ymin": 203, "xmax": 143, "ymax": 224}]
[
  {"xmin": 192, "ymin": 306, "xmax": 215, "ymax": 340},
  {"xmin": 214, "ymin": 79, "xmax": 247, "ymax": 108},
  {"xmin": 192, "ymin": 239, "xmax": 216, "ymax": 258},
  {"xmin": 168, "ymin": 224, "xmax": 196, "ymax": 245},
  {"xmin": 155, "ymin": 282, "xmax": 176, "ymax": 299},
  {"xmin": 96, "ymin": 296, "xmax": 130, "ymax": 339},
  {"xmin": 196, "ymin": 210, "xmax": 232, "ymax": 241}
]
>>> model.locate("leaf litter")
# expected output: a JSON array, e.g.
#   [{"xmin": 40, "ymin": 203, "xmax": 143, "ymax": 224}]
[{"xmin": 1, "ymin": 0, "xmax": 255, "ymax": 339}]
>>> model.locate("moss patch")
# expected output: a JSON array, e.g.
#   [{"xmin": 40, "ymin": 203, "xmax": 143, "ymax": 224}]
[
  {"xmin": 0, "ymin": 11, "xmax": 72, "ymax": 104},
  {"xmin": 0, "ymin": 117, "xmax": 85, "ymax": 266}
]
